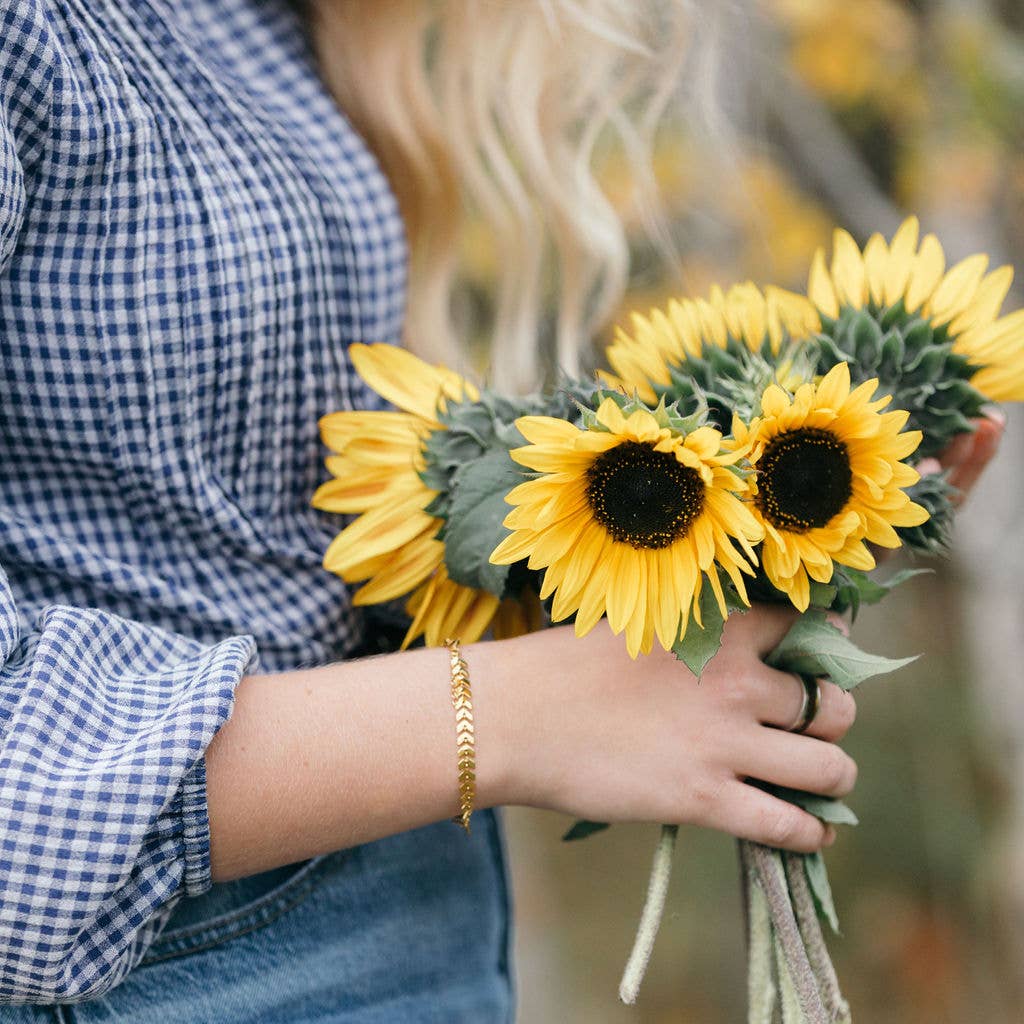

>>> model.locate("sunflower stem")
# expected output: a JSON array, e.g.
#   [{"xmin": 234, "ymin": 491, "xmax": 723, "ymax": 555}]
[
  {"xmin": 746, "ymin": 841, "xmax": 828, "ymax": 1024},
  {"xmin": 618, "ymin": 823, "xmax": 678, "ymax": 1005},
  {"xmin": 784, "ymin": 852, "xmax": 852, "ymax": 1024},
  {"xmin": 775, "ymin": 929, "xmax": 806, "ymax": 1023},
  {"xmin": 741, "ymin": 842, "xmax": 777, "ymax": 1024}
]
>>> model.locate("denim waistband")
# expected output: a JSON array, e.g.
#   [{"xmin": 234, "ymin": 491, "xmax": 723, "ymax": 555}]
[{"xmin": 50, "ymin": 811, "xmax": 515, "ymax": 1024}]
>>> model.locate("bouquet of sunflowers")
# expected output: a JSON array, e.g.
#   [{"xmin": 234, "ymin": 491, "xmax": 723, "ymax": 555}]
[{"xmin": 313, "ymin": 218, "xmax": 1023, "ymax": 1023}]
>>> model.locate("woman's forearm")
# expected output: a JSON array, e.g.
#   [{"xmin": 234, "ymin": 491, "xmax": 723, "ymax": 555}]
[{"xmin": 204, "ymin": 642, "xmax": 514, "ymax": 882}]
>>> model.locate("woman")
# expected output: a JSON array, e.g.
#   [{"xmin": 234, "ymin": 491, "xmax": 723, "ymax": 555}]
[{"xmin": 0, "ymin": 1, "xmax": 1001, "ymax": 1020}]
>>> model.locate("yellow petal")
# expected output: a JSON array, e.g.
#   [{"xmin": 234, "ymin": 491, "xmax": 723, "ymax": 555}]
[
  {"xmin": 884, "ymin": 217, "xmax": 920, "ymax": 307},
  {"xmin": 351, "ymin": 343, "xmax": 476, "ymax": 423},
  {"xmin": 514, "ymin": 416, "xmax": 581, "ymax": 447},
  {"xmin": 490, "ymin": 529, "xmax": 541, "ymax": 566},
  {"xmin": 318, "ymin": 410, "xmax": 427, "ymax": 454},
  {"xmin": 452, "ymin": 593, "xmax": 502, "ymax": 644},
  {"xmin": 351, "ymin": 536, "xmax": 444, "ymax": 604},
  {"xmin": 815, "ymin": 362, "xmax": 852, "ymax": 411},
  {"xmin": 948, "ymin": 265, "xmax": 1013, "ymax": 337},
  {"xmin": 606, "ymin": 545, "xmax": 640, "ymax": 635},
  {"xmin": 323, "ymin": 505, "xmax": 436, "ymax": 574},
  {"xmin": 862, "ymin": 233, "xmax": 889, "ymax": 305},
  {"xmin": 761, "ymin": 385, "xmax": 790, "ymax": 418},
  {"xmin": 831, "ymin": 229, "xmax": 867, "ymax": 307},
  {"xmin": 927, "ymin": 253, "xmax": 989, "ymax": 327},
  {"xmin": 808, "ymin": 248, "xmax": 839, "ymax": 318},
  {"xmin": 905, "ymin": 234, "xmax": 945, "ymax": 313},
  {"xmin": 788, "ymin": 567, "xmax": 811, "ymax": 612}
]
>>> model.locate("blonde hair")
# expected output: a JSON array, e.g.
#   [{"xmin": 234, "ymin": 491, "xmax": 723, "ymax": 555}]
[{"xmin": 310, "ymin": 1, "xmax": 729, "ymax": 391}]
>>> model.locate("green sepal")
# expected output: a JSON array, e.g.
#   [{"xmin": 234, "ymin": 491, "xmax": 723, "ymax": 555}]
[
  {"xmin": 877, "ymin": 327, "xmax": 905, "ymax": 379},
  {"xmin": 646, "ymin": 333, "xmax": 820, "ymax": 432},
  {"xmin": 580, "ymin": 390, "xmax": 712, "ymax": 437},
  {"xmin": 562, "ymin": 819, "xmax": 610, "ymax": 842},
  {"xmin": 766, "ymin": 609, "xmax": 916, "ymax": 690},
  {"xmin": 657, "ymin": 394, "xmax": 712, "ymax": 436},
  {"xmin": 815, "ymin": 333, "xmax": 853, "ymax": 368},
  {"xmin": 905, "ymin": 343, "xmax": 948, "ymax": 382},
  {"xmin": 849, "ymin": 309, "xmax": 883, "ymax": 365},
  {"xmin": 814, "ymin": 303, "xmax": 987, "ymax": 458},
  {"xmin": 898, "ymin": 471, "xmax": 957, "ymax": 555},
  {"xmin": 575, "ymin": 391, "xmax": 618, "ymax": 431},
  {"xmin": 804, "ymin": 851, "xmax": 841, "ymax": 934},
  {"xmin": 442, "ymin": 451, "xmax": 525, "ymax": 594}
]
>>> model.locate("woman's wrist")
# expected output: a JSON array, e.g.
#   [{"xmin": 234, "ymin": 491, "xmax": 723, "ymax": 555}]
[
  {"xmin": 465, "ymin": 628, "xmax": 573, "ymax": 815},
  {"xmin": 462, "ymin": 634, "xmax": 528, "ymax": 813},
  {"xmin": 205, "ymin": 641, "xmax": 520, "ymax": 882}
]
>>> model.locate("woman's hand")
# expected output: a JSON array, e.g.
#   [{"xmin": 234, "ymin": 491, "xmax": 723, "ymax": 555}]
[
  {"xmin": 919, "ymin": 409, "xmax": 1006, "ymax": 504},
  {"xmin": 472, "ymin": 603, "xmax": 856, "ymax": 853}
]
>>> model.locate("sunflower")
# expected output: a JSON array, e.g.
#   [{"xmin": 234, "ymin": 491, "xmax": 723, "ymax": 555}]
[
  {"xmin": 808, "ymin": 217, "xmax": 1024, "ymax": 402},
  {"xmin": 600, "ymin": 283, "xmax": 820, "ymax": 405},
  {"xmin": 734, "ymin": 362, "xmax": 929, "ymax": 612},
  {"xmin": 313, "ymin": 343, "xmax": 504, "ymax": 648},
  {"xmin": 489, "ymin": 398, "xmax": 764, "ymax": 658}
]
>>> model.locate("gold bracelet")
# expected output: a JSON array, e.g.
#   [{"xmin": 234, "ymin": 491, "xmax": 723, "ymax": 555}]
[{"xmin": 442, "ymin": 637, "xmax": 475, "ymax": 834}]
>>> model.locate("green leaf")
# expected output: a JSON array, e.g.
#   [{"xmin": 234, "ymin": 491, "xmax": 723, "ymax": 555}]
[
  {"xmin": 881, "ymin": 567, "xmax": 933, "ymax": 590},
  {"xmin": 493, "ymin": 419, "xmax": 528, "ymax": 449},
  {"xmin": 843, "ymin": 569, "xmax": 889, "ymax": 606},
  {"xmin": 443, "ymin": 451, "xmax": 525, "ymax": 594},
  {"xmin": 562, "ymin": 819, "xmax": 610, "ymax": 842},
  {"xmin": 842, "ymin": 567, "xmax": 932, "ymax": 607},
  {"xmin": 804, "ymin": 851, "xmax": 841, "ymax": 934},
  {"xmin": 671, "ymin": 584, "xmax": 735, "ymax": 678},
  {"xmin": 766, "ymin": 609, "xmax": 917, "ymax": 690},
  {"xmin": 807, "ymin": 581, "xmax": 838, "ymax": 609},
  {"xmin": 422, "ymin": 428, "xmax": 485, "ymax": 475},
  {"xmin": 756, "ymin": 783, "xmax": 859, "ymax": 826}
]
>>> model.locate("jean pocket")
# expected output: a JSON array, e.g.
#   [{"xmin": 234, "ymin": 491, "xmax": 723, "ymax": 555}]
[{"xmin": 140, "ymin": 853, "xmax": 338, "ymax": 965}]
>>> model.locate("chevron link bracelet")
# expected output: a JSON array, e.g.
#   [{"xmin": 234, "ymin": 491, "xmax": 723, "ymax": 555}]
[{"xmin": 442, "ymin": 638, "xmax": 476, "ymax": 834}]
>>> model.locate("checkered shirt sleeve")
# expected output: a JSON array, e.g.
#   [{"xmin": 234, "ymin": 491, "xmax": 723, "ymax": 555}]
[
  {"xmin": 0, "ymin": 568, "xmax": 256, "ymax": 1003},
  {"xmin": 0, "ymin": 71, "xmax": 257, "ymax": 1000},
  {"xmin": 0, "ymin": 0, "xmax": 405, "ymax": 1003}
]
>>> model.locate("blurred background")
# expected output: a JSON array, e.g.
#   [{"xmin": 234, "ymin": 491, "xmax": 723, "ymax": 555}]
[{"xmin": 488, "ymin": 1, "xmax": 1024, "ymax": 1020}]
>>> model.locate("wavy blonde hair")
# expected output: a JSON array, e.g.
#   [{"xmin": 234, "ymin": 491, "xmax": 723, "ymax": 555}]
[{"xmin": 310, "ymin": 0, "xmax": 729, "ymax": 391}]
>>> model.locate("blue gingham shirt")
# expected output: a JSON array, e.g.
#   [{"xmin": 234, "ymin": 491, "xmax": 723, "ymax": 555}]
[{"xmin": 0, "ymin": 0, "xmax": 406, "ymax": 1003}]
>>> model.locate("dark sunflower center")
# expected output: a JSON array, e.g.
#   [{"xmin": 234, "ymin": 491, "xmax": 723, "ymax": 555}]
[
  {"xmin": 755, "ymin": 428, "xmax": 852, "ymax": 533},
  {"xmin": 586, "ymin": 441, "xmax": 705, "ymax": 549}
]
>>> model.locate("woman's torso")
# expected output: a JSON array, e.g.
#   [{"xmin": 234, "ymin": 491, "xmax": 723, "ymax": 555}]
[
  {"xmin": 0, "ymin": 0, "xmax": 404, "ymax": 670},
  {"xmin": 0, "ymin": 1, "xmax": 512, "ymax": 1019}
]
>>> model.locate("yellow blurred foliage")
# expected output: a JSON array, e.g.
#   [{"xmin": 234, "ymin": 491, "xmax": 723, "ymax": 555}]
[
  {"xmin": 732, "ymin": 156, "xmax": 833, "ymax": 285},
  {"xmin": 899, "ymin": 135, "xmax": 1003, "ymax": 215},
  {"xmin": 769, "ymin": 0, "xmax": 925, "ymax": 120}
]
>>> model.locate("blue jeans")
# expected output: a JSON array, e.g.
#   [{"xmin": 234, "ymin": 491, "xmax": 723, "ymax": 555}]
[{"xmin": 3, "ymin": 811, "xmax": 514, "ymax": 1023}]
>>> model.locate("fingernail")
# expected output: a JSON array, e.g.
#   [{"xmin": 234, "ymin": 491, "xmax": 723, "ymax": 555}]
[
  {"xmin": 823, "ymin": 825, "xmax": 837, "ymax": 846},
  {"xmin": 983, "ymin": 406, "xmax": 1007, "ymax": 427},
  {"xmin": 917, "ymin": 457, "xmax": 942, "ymax": 476}
]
